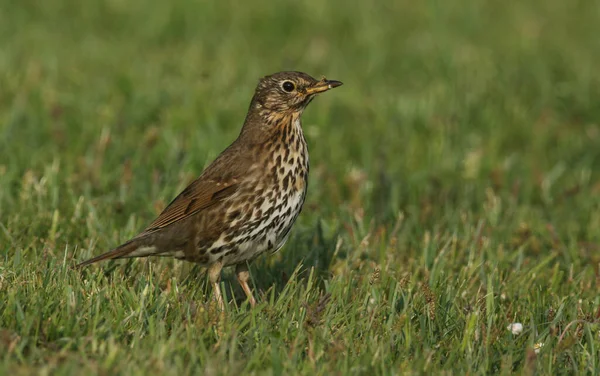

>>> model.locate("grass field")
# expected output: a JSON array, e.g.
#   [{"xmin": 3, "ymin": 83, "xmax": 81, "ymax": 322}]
[{"xmin": 1, "ymin": 0, "xmax": 600, "ymax": 374}]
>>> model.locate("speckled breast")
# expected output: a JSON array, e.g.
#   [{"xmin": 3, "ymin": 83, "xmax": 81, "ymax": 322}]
[{"xmin": 203, "ymin": 116, "xmax": 309, "ymax": 267}]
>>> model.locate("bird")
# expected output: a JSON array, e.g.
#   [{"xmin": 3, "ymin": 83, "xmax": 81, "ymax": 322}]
[{"xmin": 77, "ymin": 71, "xmax": 342, "ymax": 310}]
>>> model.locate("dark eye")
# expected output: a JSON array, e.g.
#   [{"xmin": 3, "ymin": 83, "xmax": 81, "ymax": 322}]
[{"xmin": 282, "ymin": 81, "xmax": 295, "ymax": 92}]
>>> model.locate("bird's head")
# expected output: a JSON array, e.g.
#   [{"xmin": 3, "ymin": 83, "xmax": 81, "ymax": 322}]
[{"xmin": 250, "ymin": 71, "xmax": 343, "ymax": 114}]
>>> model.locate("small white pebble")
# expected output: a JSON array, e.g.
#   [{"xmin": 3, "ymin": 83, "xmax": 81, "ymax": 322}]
[
  {"xmin": 534, "ymin": 342, "xmax": 544, "ymax": 354},
  {"xmin": 507, "ymin": 323, "xmax": 523, "ymax": 335}
]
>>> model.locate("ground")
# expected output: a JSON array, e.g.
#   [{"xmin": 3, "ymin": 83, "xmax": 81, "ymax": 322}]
[{"xmin": 1, "ymin": 0, "xmax": 599, "ymax": 374}]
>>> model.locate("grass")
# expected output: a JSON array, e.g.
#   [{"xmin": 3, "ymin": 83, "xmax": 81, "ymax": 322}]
[{"xmin": 1, "ymin": 0, "xmax": 600, "ymax": 374}]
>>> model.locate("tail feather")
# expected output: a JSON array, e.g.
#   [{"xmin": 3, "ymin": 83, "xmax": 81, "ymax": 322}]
[{"xmin": 77, "ymin": 238, "xmax": 156, "ymax": 268}]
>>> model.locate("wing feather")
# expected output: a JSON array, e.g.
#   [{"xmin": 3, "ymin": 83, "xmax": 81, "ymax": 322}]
[
  {"xmin": 143, "ymin": 179, "xmax": 239, "ymax": 233},
  {"xmin": 140, "ymin": 140, "xmax": 255, "ymax": 234}
]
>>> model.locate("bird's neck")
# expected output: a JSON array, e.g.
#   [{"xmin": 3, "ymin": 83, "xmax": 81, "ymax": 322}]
[
  {"xmin": 238, "ymin": 107, "xmax": 309, "ymax": 186},
  {"xmin": 272, "ymin": 112, "xmax": 304, "ymax": 146},
  {"xmin": 239, "ymin": 106, "xmax": 306, "ymax": 148}
]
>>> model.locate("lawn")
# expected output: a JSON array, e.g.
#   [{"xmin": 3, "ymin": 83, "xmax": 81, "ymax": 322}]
[{"xmin": 1, "ymin": 0, "xmax": 599, "ymax": 374}]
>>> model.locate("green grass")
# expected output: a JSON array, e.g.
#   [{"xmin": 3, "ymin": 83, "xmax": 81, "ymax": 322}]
[{"xmin": 1, "ymin": 0, "xmax": 600, "ymax": 374}]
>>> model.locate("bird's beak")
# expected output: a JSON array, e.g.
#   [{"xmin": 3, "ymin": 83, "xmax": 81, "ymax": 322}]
[{"xmin": 305, "ymin": 79, "xmax": 343, "ymax": 95}]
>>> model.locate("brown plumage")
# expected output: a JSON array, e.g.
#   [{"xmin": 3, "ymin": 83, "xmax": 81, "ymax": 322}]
[{"xmin": 77, "ymin": 71, "xmax": 342, "ymax": 309}]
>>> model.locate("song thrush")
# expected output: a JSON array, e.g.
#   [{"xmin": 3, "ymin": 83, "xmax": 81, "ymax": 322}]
[{"xmin": 77, "ymin": 71, "xmax": 342, "ymax": 309}]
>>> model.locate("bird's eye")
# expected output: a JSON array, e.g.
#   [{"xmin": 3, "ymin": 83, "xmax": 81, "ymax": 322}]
[{"xmin": 282, "ymin": 81, "xmax": 295, "ymax": 92}]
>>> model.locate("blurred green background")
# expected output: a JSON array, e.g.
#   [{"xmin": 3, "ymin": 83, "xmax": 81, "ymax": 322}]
[{"xmin": 1, "ymin": 0, "xmax": 599, "ymax": 374}]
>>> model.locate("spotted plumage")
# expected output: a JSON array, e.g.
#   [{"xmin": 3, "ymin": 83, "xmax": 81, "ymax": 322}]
[{"xmin": 77, "ymin": 71, "xmax": 342, "ymax": 309}]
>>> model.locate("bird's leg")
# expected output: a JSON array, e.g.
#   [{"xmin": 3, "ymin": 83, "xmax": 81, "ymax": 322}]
[
  {"xmin": 235, "ymin": 263, "xmax": 256, "ymax": 307},
  {"xmin": 208, "ymin": 261, "xmax": 225, "ymax": 311}
]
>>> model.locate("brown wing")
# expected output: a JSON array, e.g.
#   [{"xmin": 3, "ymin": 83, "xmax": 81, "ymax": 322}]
[
  {"xmin": 143, "ymin": 177, "xmax": 239, "ymax": 233},
  {"xmin": 141, "ymin": 139, "xmax": 256, "ymax": 234}
]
